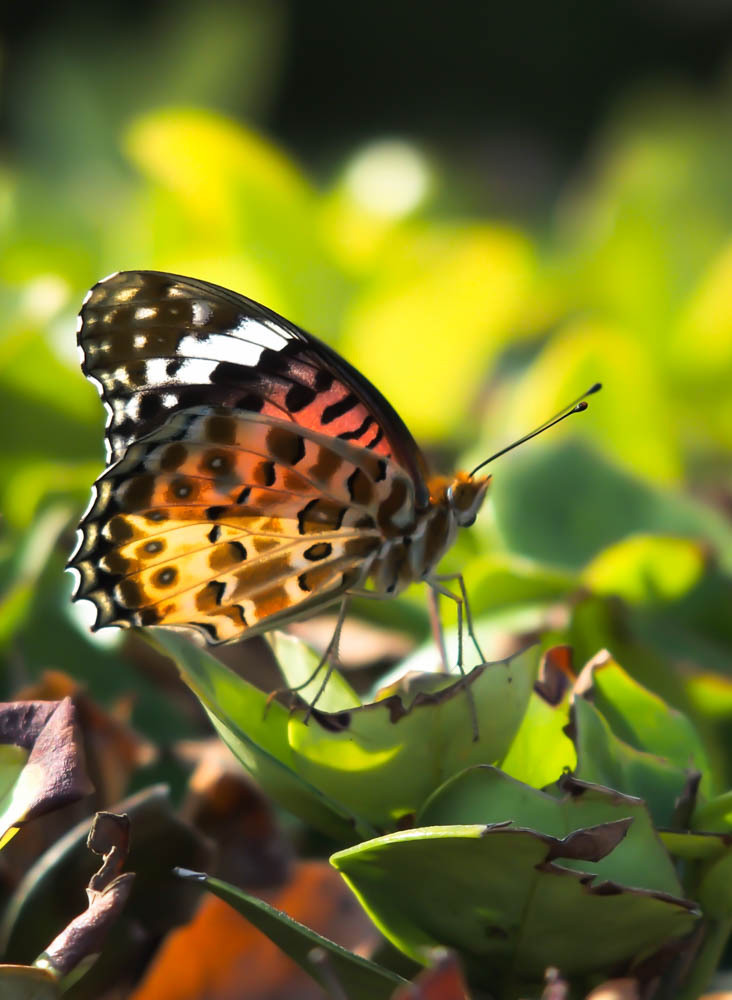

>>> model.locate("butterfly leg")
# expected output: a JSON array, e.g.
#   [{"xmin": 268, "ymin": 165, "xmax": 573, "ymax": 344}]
[
  {"xmin": 348, "ymin": 583, "xmax": 450, "ymax": 673},
  {"xmin": 432, "ymin": 572, "xmax": 485, "ymax": 665},
  {"xmin": 264, "ymin": 599, "xmax": 349, "ymax": 721},
  {"xmin": 427, "ymin": 578, "xmax": 480, "ymax": 742},
  {"xmin": 300, "ymin": 598, "xmax": 349, "ymax": 723},
  {"xmin": 427, "ymin": 586, "xmax": 450, "ymax": 673}
]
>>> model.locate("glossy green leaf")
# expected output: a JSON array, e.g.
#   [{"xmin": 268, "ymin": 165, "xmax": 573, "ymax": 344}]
[
  {"xmin": 571, "ymin": 697, "xmax": 690, "ymax": 828},
  {"xmin": 332, "ymin": 824, "xmax": 698, "ymax": 991},
  {"xmin": 388, "ymin": 609, "xmax": 549, "ymax": 683},
  {"xmin": 148, "ymin": 630, "xmax": 371, "ymax": 843},
  {"xmin": 499, "ymin": 688, "xmax": 576, "ymax": 789},
  {"xmin": 267, "ymin": 631, "xmax": 361, "ymax": 713},
  {"xmin": 419, "ymin": 769, "xmax": 683, "ymax": 893},
  {"xmin": 579, "ymin": 653, "xmax": 712, "ymax": 784},
  {"xmin": 177, "ymin": 869, "xmax": 406, "ymax": 1000},
  {"xmin": 152, "ymin": 630, "xmax": 540, "ymax": 834}
]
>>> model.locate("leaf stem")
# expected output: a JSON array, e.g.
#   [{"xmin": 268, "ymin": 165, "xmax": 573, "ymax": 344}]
[{"xmin": 676, "ymin": 918, "xmax": 732, "ymax": 1000}]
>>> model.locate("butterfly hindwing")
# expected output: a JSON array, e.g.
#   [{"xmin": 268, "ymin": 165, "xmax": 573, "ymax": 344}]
[
  {"xmin": 70, "ymin": 408, "xmax": 417, "ymax": 643},
  {"xmin": 79, "ymin": 270, "xmax": 429, "ymax": 504}
]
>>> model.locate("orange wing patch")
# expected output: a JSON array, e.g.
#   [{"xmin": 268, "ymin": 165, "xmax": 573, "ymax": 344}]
[{"xmin": 69, "ymin": 408, "xmax": 409, "ymax": 643}]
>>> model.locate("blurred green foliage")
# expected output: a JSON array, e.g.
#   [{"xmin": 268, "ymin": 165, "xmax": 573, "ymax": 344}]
[{"xmin": 0, "ymin": 42, "xmax": 731, "ymax": 801}]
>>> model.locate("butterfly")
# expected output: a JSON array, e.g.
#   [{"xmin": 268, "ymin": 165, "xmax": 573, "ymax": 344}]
[{"xmin": 69, "ymin": 271, "xmax": 597, "ymax": 710}]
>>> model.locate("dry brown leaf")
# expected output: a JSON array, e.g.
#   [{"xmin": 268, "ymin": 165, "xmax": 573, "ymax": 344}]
[
  {"xmin": 178, "ymin": 738, "xmax": 292, "ymax": 888},
  {"xmin": 0, "ymin": 698, "xmax": 92, "ymax": 849},
  {"xmin": 15, "ymin": 670, "xmax": 156, "ymax": 807},
  {"xmin": 36, "ymin": 811, "xmax": 134, "ymax": 979}
]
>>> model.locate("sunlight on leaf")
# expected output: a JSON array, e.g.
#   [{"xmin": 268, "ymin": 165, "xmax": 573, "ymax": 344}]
[
  {"xmin": 341, "ymin": 224, "xmax": 534, "ymax": 439},
  {"xmin": 582, "ymin": 535, "xmax": 706, "ymax": 604},
  {"xmin": 508, "ymin": 319, "xmax": 681, "ymax": 484}
]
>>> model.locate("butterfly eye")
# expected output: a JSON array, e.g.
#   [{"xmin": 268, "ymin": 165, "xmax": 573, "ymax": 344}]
[{"xmin": 447, "ymin": 478, "xmax": 489, "ymax": 527}]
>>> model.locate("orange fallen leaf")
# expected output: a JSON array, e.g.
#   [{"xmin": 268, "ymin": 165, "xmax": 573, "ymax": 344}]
[
  {"xmin": 391, "ymin": 951, "xmax": 469, "ymax": 999},
  {"xmin": 131, "ymin": 861, "xmax": 379, "ymax": 1000}
]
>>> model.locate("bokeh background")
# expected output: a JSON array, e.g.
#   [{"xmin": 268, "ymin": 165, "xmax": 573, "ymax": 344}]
[{"xmin": 1, "ymin": 0, "xmax": 732, "ymax": 988}]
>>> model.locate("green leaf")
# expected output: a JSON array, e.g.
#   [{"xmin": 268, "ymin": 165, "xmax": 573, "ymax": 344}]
[
  {"xmin": 499, "ymin": 689, "xmax": 576, "ymax": 789},
  {"xmin": 692, "ymin": 791, "xmax": 732, "ymax": 833},
  {"xmin": 340, "ymin": 224, "xmax": 535, "ymax": 440},
  {"xmin": 151, "ymin": 630, "xmax": 540, "ymax": 835},
  {"xmin": 419, "ymin": 769, "xmax": 684, "ymax": 894},
  {"xmin": 697, "ymin": 851, "xmax": 732, "ymax": 918},
  {"xmin": 491, "ymin": 440, "xmax": 732, "ymax": 573},
  {"xmin": 571, "ymin": 697, "xmax": 690, "ymax": 827},
  {"xmin": 0, "ymin": 967, "xmax": 59, "ymax": 999},
  {"xmin": 463, "ymin": 554, "xmax": 578, "ymax": 617},
  {"xmin": 267, "ymin": 631, "xmax": 361, "ymax": 713},
  {"xmin": 660, "ymin": 830, "xmax": 732, "ymax": 862},
  {"xmin": 582, "ymin": 534, "xmax": 706, "ymax": 604},
  {"xmin": 177, "ymin": 869, "xmax": 406, "ymax": 1000},
  {"xmin": 331, "ymin": 824, "xmax": 698, "ymax": 992},
  {"xmin": 578, "ymin": 652, "xmax": 712, "ymax": 784},
  {"xmin": 148, "ymin": 630, "xmax": 371, "ymax": 843}
]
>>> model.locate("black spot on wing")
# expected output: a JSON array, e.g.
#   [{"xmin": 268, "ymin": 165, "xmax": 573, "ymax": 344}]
[
  {"xmin": 321, "ymin": 393, "xmax": 359, "ymax": 425},
  {"xmin": 337, "ymin": 415, "xmax": 374, "ymax": 441},
  {"xmin": 139, "ymin": 394, "xmax": 163, "ymax": 420},
  {"xmin": 237, "ymin": 393, "xmax": 264, "ymax": 412},
  {"xmin": 285, "ymin": 382, "xmax": 316, "ymax": 412}
]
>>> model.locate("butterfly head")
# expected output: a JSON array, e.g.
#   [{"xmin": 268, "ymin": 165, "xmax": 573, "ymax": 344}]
[{"xmin": 445, "ymin": 471, "xmax": 491, "ymax": 527}]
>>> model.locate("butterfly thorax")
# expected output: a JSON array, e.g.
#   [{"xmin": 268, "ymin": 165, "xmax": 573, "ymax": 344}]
[{"xmin": 364, "ymin": 472, "xmax": 490, "ymax": 597}]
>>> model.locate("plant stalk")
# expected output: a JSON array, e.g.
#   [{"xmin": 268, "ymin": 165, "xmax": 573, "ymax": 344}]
[{"xmin": 676, "ymin": 918, "xmax": 732, "ymax": 1000}]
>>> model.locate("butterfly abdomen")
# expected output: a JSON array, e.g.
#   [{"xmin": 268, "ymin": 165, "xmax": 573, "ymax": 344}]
[{"xmin": 365, "ymin": 500, "xmax": 458, "ymax": 596}]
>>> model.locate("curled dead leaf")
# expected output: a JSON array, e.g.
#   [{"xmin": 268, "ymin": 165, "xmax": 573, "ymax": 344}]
[
  {"xmin": 35, "ymin": 811, "xmax": 135, "ymax": 979},
  {"xmin": 0, "ymin": 698, "xmax": 93, "ymax": 848}
]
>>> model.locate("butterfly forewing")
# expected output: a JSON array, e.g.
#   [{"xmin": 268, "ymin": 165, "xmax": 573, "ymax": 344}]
[{"xmin": 79, "ymin": 271, "xmax": 429, "ymax": 502}]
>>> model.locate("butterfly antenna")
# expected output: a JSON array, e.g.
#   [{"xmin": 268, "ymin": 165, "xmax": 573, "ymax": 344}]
[{"xmin": 469, "ymin": 382, "xmax": 602, "ymax": 478}]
